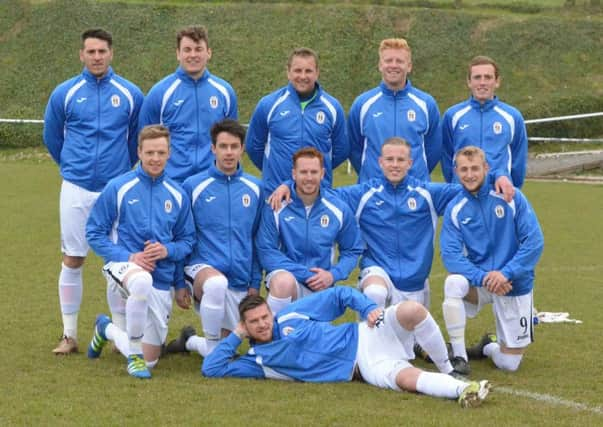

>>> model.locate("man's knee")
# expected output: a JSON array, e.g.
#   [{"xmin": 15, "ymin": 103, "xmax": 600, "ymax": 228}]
[
  {"xmin": 444, "ymin": 274, "xmax": 469, "ymax": 299},
  {"xmin": 269, "ymin": 271, "xmax": 297, "ymax": 298},
  {"xmin": 201, "ymin": 275, "xmax": 228, "ymax": 305},
  {"xmin": 395, "ymin": 300, "xmax": 427, "ymax": 330},
  {"xmin": 125, "ymin": 271, "xmax": 153, "ymax": 300},
  {"xmin": 63, "ymin": 255, "xmax": 85, "ymax": 269}
]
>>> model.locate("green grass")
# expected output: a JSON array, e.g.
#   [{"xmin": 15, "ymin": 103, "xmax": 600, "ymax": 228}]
[
  {"xmin": 1, "ymin": 152, "xmax": 602, "ymax": 425},
  {"xmin": 1, "ymin": 0, "xmax": 602, "ymax": 147}
]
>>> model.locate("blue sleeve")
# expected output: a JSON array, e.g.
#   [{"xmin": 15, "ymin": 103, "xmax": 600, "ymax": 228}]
[
  {"xmin": 245, "ymin": 99, "xmax": 269, "ymax": 170},
  {"xmin": 424, "ymin": 99, "xmax": 442, "ymax": 173},
  {"xmin": 429, "ymin": 182, "xmax": 462, "ymax": 215},
  {"xmin": 510, "ymin": 112, "xmax": 528, "ymax": 188},
  {"xmin": 127, "ymin": 88, "xmax": 145, "ymax": 167},
  {"xmin": 202, "ymin": 333, "xmax": 265, "ymax": 378},
  {"xmin": 255, "ymin": 204, "xmax": 313, "ymax": 283},
  {"xmin": 333, "ymin": 184, "xmax": 363, "ymax": 211},
  {"xmin": 227, "ymin": 85, "xmax": 238, "ymax": 120},
  {"xmin": 331, "ymin": 102, "xmax": 349, "ymax": 169},
  {"xmin": 250, "ymin": 187, "xmax": 264, "ymax": 290},
  {"xmin": 138, "ymin": 87, "xmax": 161, "ymax": 132},
  {"xmin": 500, "ymin": 191, "xmax": 544, "ymax": 281},
  {"xmin": 440, "ymin": 208, "xmax": 487, "ymax": 287},
  {"xmin": 347, "ymin": 99, "xmax": 363, "ymax": 174},
  {"xmin": 172, "ymin": 261, "xmax": 186, "ymax": 291},
  {"xmin": 280, "ymin": 287, "xmax": 378, "ymax": 322},
  {"xmin": 330, "ymin": 204, "xmax": 362, "ymax": 283},
  {"xmin": 43, "ymin": 86, "xmax": 66, "ymax": 165},
  {"xmin": 440, "ymin": 111, "xmax": 455, "ymax": 183},
  {"xmin": 164, "ymin": 193, "xmax": 195, "ymax": 262},
  {"xmin": 86, "ymin": 184, "xmax": 132, "ymax": 262}
]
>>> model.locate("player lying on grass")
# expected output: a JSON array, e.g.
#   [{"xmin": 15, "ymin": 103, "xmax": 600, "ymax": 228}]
[{"xmin": 201, "ymin": 287, "xmax": 490, "ymax": 408}]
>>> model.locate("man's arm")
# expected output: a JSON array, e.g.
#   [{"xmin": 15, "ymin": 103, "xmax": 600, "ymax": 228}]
[
  {"xmin": 424, "ymin": 98, "xmax": 442, "ymax": 174},
  {"xmin": 202, "ymin": 332, "xmax": 265, "ymax": 379},
  {"xmin": 127, "ymin": 87, "xmax": 145, "ymax": 167},
  {"xmin": 43, "ymin": 87, "xmax": 66, "ymax": 165},
  {"xmin": 138, "ymin": 87, "xmax": 161, "ymax": 132},
  {"xmin": 329, "ymin": 204, "xmax": 363, "ymax": 283},
  {"xmin": 347, "ymin": 99, "xmax": 363, "ymax": 174},
  {"xmin": 440, "ymin": 111, "xmax": 455, "ymax": 183},
  {"xmin": 510, "ymin": 112, "xmax": 528, "ymax": 188},
  {"xmin": 162, "ymin": 193, "xmax": 195, "ymax": 262},
  {"xmin": 245, "ymin": 100, "xmax": 269, "ymax": 170},
  {"xmin": 330, "ymin": 101, "xmax": 350, "ymax": 170}
]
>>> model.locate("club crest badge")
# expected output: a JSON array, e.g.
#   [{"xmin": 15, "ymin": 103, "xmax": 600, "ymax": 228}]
[
  {"xmin": 407, "ymin": 197, "xmax": 417, "ymax": 210},
  {"xmin": 495, "ymin": 205, "xmax": 505, "ymax": 218},
  {"xmin": 320, "ymin": 215, "xmax": 330, "ymax": 228},
  {"xmin": 111, "ymin": 95, "xmax": 120, "ymax": 107},
  {"xmin": 493, "ymin": 121, "xmax": 503, "ymax": 135},
  {"xmin": 165, "ymin": 200, "xmax": 173, "ymax": 214},
  {"xmin": 242, "ymin": 194, "xmax": 251, "ymax": 207},
  {"xmin": 407, "ymin": 109, "xmax": 416, "ymax": 122},
  {"xmin": 282, "ymin": 326, "xmax": 295, "ymax": 336},
  {"xmin": 209, "ymin": 96, "xmax": 218, "ymax": 109},
  {"xmin": 316, "ymin": 111, "xmax": 325, "ymax": 124}
]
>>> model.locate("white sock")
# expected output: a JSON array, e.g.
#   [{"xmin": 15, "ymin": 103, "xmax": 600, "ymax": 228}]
[
  {"xmin": 442, "ymin": 297, "xmax": 467, "ymax": 361},
  {"xmin": 413, "ymin": 313, "xmax": 453, "ymax": 374},
  {"xmin": 416, "ymin": 371, "xmax": 468, "ymax": 399},
  {"xmin": 200, "ymin": 276, "xmax": 228, "ymax": 340},
  {"xmin": 146, "ymin": 359, "xmax": 158, "ymax": 369},
  {"xmin": 267, "ymin": 294, "xmax": 291, "ymax": 314},
  {"xmin": 125, "ymin": 272, "xmax": 152, "ymax": 356},
  {"xmin": 58, "ymin": 263, "xmax": 83, "ymax": 338},
  {"xmin": 107, "ymin": 285, "xmax": 127, "ymax": 331},
  {"xmin": 363, "ymin": 284, "xmax": 388, "ymax": 308},
  {"xmin": 186, "ymin": 335, "xmax": 209, "ymax": 357},
  {"xmin": 486, "ymin": 345, "xmax": 523, "ymax": 371},
  {"xmin": 106, "ymin": 323, "xmax": 130, "ymax": 357}
]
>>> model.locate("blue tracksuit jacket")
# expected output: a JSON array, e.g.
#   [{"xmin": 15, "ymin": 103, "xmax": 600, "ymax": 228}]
[
  {"xmin": 183, "ymin": 163, "xmax": 263, "ymax": 291},
  {"xmin": 202, "ymin": 287, "xmax": 377, "ymax": 381},
  {"xmin": 43, "ymin": 67, "xmax": 144, "ymax": 192},
  {"xmin": 138, "ymin": 67, "xmax": 237, "ymax": 182},
  {"xmin": 86, "ymin": 164, "xmax": 195, "ymax": 290},
  {"xmin": 440, "ymin": 180, "xmax": 544, "ymax": 296},
  {"xmin": 255, "ymin": 186, "xmax": 362, "ymax": 286},
  {"xmin": 348, "ymin": 80, "xmax": 441, "ymax": 183},
  {"xmin": 441, "ymin": 96, "xmax": 528, "ymax": 187},
  {"xmin": 245, "ymin": 82, "xmax": 349, "ymax": 192}
]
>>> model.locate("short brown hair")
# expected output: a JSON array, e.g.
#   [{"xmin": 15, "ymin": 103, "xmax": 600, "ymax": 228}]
[
  {"xmin": 293, "ymin": 146, "xmax": 324, "ymax": 169},
  {"xmin": 238, "ymin": 295, "xmax": 268, "ymax": 321},
  {"xmin": 467, "ymin": 55, "xmax": 499, "ymax": 80},
  {"xmin": 81, "ymin": 28, "xmax": 112, "ymax": 48},
  {"xmin": 177, "ymin": 25, "xmax": 209, "ymax": 49},
  {"xmin": 210, "ymin": 119, "xmax": 246, "ymax": 146},
  {"xmin": 379, "ymin": 38, "xmax": 411, "ymax": 57},
  {"xmin": 455, "ymin": 145, "xmax": 486, "ymax": 164},
  {"xmin": 138, "ymin": 125, "xmax": 170, "ymax": 148},
  {"xmin": 287, "ymin": 47, "xmax": 319, "ymax": 69}
]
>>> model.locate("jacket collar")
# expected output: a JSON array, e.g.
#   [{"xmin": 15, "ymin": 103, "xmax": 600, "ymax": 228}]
[
  {"xmin": 286, "ymin": 81, "xmax": 322, "ymax": 102},
  {"xmin": 175, "ymin": 66, "xmax": 210, "ymax": 84},
  {"xmin": 82, "ymin": 66, "xmax": 114, "ymax": 84},
  {"xmin": 379, "ymin": 79, "xmax": 412, "ymax": 97},
  {"xmin": 469, "ymin": 96, "xmax": 499, "ymax": 111},
  {"xmin": 208, "ymin": 162, "xmax": 243, "ymax": 180},
  {"xmin": 135, "ymin": 163, "xmax": 166, "ymax": 184}
]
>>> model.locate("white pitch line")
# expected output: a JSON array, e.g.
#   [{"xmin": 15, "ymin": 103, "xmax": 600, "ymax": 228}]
[{"xmin": 497, "ymin": 386, "xmax": 603, "ymax": 415}]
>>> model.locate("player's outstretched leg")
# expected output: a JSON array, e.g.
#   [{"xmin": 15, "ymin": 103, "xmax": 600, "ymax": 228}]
[
  {"xmin": 458, "ymin": 380, "xmax": 491, "ymax": 408},
  {"xmin": 87, "ymin": 314, "xmax": 111, "ymax": 358}
]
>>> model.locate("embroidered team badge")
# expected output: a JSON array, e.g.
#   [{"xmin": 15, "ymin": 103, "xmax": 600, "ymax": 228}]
[
  {"xmin": 164, "ymin": 200, "xmax": 173, "ymax": 214},
  {"xmin": 209, "ymin": 96, "xmax": 218, "ymax": 109},
  {"xmin": 407, "ymin": 109, "xmax": 416, "ymax": 122},
  {"xmin": 320, "ymin": 214, "xmax": 330, "ymax": 228},
  {"xmin": 407, "ymin": 197, "xmax": 417, "ymax": 210},
  {"xmin": 316, "ymin": 111, "xmax": 325, "ymax": 124},
  {"xmin": 111, "ymin": 95, "xmax": 120, "ymax": 107},
  {"xmin": 495, "ymin": 205, "xmax": 505, "ymax": 218},
  {"xmin": 242, "ymin": 194, "xmax": 251, "ymax": 207},
  {"xmin": 282, "ymin": 326, "xmax": 295, "ymax": 336},
  {"xmin": 493, "ymin": 121, "xmax": 503, "ymax": 135}
]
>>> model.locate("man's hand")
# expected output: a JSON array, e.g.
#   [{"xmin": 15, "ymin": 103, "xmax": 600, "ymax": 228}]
[
  {"xmin": 175, "ymin": 287, "xmax": 191, "ymax": 310},
  {"xmin": 366, "ymin": 308, "xmax": 384, "ymax": 328},
  {"xmin": 143, "ymin": 240, "xmax": 168, "ymax": 261},
  {"xmin": 494, "ymin": 176, "xmax": 515, "ymax": 202},
  {"xmin": 305, "ymin": 268, "xmax": 334, "ymax": 291},
  {"xmin": 483, "ymin": 271, "xmax": 512, "ymax": 296},
  {"xmin": 129, "ymin": 252, "xmax": 156, "ymax": 272},
  {"xmin": 234, "ymin": 321, "xmax": 249, "ymax": 339},
  {"xmin": 268, "ymin": 184, "xmax": 291, "ymax": 211}
]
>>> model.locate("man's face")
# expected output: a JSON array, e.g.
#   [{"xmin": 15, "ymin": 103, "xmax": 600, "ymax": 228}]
[
  {"xmin": 287, "ymin": 55, "xmax": 319, "ymax": 97},
  {"xmin": 177, "ymin": 36, "xmax": 211, "ymax": 79},
  {"xmin": 378, "ymin": 48, "xmax": 412, "ymax": 91},
  {"xmin": 138, "ymin": 137, "xmax": 170, "ymax": 178},
  {"xmin": 80, "ymin": 37, "xmax": 113, "ymax": 78},
  {"xmin": 292, "ymin": 156, "xmax": 324, "ymax": 199},
  {"xmin": 455, "ymin": 155, "xmax": 489, "ymax": 194},
  {"xmin": 242, "ymin": 304, "xmax": 274, "ymax": 344},
  {"xmin": 467, "ymin": 64, "xmax": 500, "ymax": 103},
  {"xmin": 378, "ymin": 144, "xmax": 413, "ymax": 185},
  {"xmin": 211, "ymin": 131, "xmax": 243, "ymax": 175}
]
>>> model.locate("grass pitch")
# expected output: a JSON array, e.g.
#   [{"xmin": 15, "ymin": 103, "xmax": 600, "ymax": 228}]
[{"xmin": 1, "ymin": 151, "xmax": 602, "ymax": 425}]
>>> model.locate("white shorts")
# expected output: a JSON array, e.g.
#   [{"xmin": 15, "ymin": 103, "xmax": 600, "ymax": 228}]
[
  {"xmin": 355, "ymin": 304, "xmax": 415, "ymax": 391},
  {"xmin": 103, "ymin": 261, "xmax": 172, "ymax": 346},
  {"xmin": 465, "ymin": 288, "xmax": 534, "ymax": 349},
  {"xmin": 60, "ymin": 180, "xmax": 100, "ymax": 256},
  {"xmin": 265, "ymin": 269, "xmax": 314, "ymax": 300},
  {"xmin": 184, "ymin": 263, "xmax": 248, "ymax": 332},
  {"xmin": 359, "ymin": 266, "xmax": 427, "ymax": 307}
]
